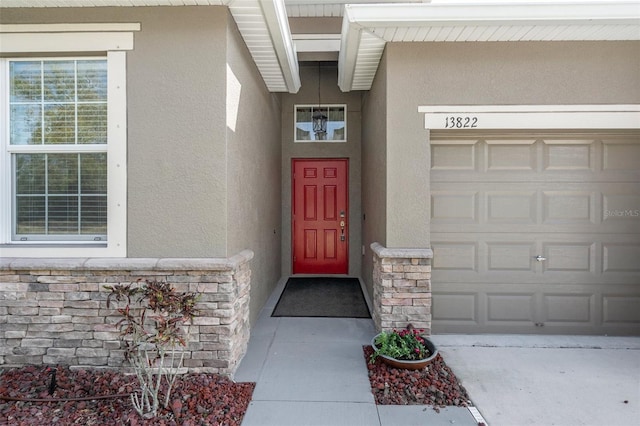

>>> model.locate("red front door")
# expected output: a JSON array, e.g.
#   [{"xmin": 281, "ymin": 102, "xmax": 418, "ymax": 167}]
[{"xmin": 292, "ymin": 159, "xmax": 348, "ymax": 274}]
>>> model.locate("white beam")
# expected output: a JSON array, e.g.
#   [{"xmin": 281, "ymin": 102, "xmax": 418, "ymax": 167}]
[{"xmin": 260, "ymin": 0, "xmax": 301, "ymax": 93}]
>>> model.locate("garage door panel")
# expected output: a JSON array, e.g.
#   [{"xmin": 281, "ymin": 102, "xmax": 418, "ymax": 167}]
[
  {"xmin": 487, "ymin": 243, "xmax": 535, "ymax": 271},
  {"xmin": 543, "ymin": 191, "xmax": 594, "ymax": 223},
  {"xmin": 487, "ymin": 294, "xmax": 536, "ymax": 322},
  {"xmin": 485, "ymin": 140, "xmax": 536, "ymax": 171},
  {"xmin": 431, "ymin": 192, "xmax": 478, "ymax": 223},
  {"xmin": 431, "ymin": 242, "xmax": 477, "ymax": 270},
  {"xmin": 602, "ymin": 138, "xmax": 640, "ymax": 171},
  {"xmin": 543, "ymin": 243, "xmax": 594, "ymax": 272},
  {"xmin": 432, "ymin": 183, "xmax": 639, "ymax": 233},
  {"xmin": 487, "ymin": 192, "xmax": 536, "ymax": 223},
  {"xmin": 543, "ymin": 294, "xmax": 594, "ymax": 324},
  {"xmin": 434, "ymin": 170, "xmax": 640, "ymax": 183},
  {"xmin": 432, "ymin": 293, "xmax": 478, "ymax": 323},
  {"xmin": 435, "ymin": 233, "xmax": 637, "ymax": 280},
  {"xmin": 543, "ymin": 140, "xmax": 593, "ymax": 171},
  {"xmin": 603, "ymin": 192, "xmax": 640, "ymax": 226},
  {"xmin": 431, "ymin": 142, "xmax": 477, "ymax": 170},
  {"xmin": 431, "ymin": 132, "xmax": 640, "ymax": 335},
  {"xmin": 433, "ymin": 136, "xmax": 640, "ymax": 182},
  {"xmin": 603, "ymin": 243, "xmax": 640, "ymax": 273},
  {"xmin": 603, "ymin": 295, "xmax": 640, "ymax": 324}
]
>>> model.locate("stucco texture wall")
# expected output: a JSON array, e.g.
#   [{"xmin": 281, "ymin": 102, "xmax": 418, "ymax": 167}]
[
  {"xmin": 361, "ymin": 51, "xmax": 389, "ymax": 299},
  {"xmin": 125, "ymin": 8, "xmax": 229, "ymax": 258},
  {"xmin": 387, "ymin": 41, "xmax": 640, "ymax": 106},
  {"xmin": 1, "ymin": 6, "xmax": 230, "ymax": 258},
  {"xmin": 381, "ymin": 41, "xmax": 640, "ymax": 247},
  {"xmin": 225, "ymin": 15, "xmax": 283, "ymax": 325}
]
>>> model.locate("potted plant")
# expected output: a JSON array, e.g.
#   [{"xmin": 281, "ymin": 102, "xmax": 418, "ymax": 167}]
[{"xmin": 369, "ymin": 324, "xmax": 438, "ymax": 370}]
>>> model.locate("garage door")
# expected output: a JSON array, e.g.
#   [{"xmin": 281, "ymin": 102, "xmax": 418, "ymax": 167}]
[{"xmin": 430, "ymin": 132, "xmax": 640, "ymax": 335}]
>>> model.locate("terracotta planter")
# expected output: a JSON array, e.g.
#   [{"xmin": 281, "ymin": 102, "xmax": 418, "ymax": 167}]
[{"xmin": 371, "ymin": 334, "xmax": 438, "ymax": 370}]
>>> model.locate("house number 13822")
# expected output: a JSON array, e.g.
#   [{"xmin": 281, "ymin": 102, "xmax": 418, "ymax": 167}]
[{"xmin": 444, "ymin": 116, "xmax": 478, "ymax": 128}]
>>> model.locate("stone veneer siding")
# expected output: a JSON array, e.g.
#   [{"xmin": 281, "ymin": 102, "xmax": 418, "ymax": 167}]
[
  {"xmin": 371, "ymin": 243, "xmax": 433, "ymax": 334},
  {"xmin": 0, "ymin": 251, "xmax": 253, "ymax": 377}
]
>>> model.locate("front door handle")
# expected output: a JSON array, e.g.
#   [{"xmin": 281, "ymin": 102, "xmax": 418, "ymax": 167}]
[
  {"xmin": 340, "ymin": 220, "xmax": 346, "ymax": 241},
  {"xmin": 535, "ymin": 255, "xmax": 547, "ymax": 262}
]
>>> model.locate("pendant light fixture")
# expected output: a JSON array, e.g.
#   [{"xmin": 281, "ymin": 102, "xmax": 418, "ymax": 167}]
[{"xmin": 312, "ymin": 62, "xmax": 327, "ymax": 140}]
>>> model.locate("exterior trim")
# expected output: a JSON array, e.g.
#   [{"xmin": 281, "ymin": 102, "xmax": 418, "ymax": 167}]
[
  {"xmin": 0, "ymin": 24, "xmax": 140, "ymax": 53},
  {"xmin": 0, "ymin": 27, "xmax": 131, "ymax": 257},
  {"xmin": 371, "ymin": 242, "xmax": 433, "ymax": 259},
  {"xmin": 419, "ymin": 104, "xmax": 640, "ymax": 130},
  {"xmin": 0, "ymin": 23, "xmax": 141, "ymax": 33},
  {"xmin": 0, "ymin": 250, "xmax": 255, "ymax": 271}
]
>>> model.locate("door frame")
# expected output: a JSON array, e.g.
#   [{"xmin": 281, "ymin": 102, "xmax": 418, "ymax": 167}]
[{"xmin": 291, "ymin": 158, "xmax": 349, "ymax": 275}]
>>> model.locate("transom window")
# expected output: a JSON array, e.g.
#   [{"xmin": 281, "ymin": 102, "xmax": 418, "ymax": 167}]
[{"xmin": 295, "ymin": 105, "xmax": 346, "ymax": 142}]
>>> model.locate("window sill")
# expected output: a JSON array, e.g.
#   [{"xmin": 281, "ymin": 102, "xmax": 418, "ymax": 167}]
[{"xmin": 0, "ymin": 243, "xmax": 124, "ymax": 258}]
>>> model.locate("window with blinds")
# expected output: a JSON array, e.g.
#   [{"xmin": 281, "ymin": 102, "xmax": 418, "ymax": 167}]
[{"xmin": 8, "ymin": 59, "xmax": 108, "ymax": 241}]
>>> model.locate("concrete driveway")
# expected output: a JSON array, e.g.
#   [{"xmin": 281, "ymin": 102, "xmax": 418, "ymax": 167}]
[{"xmin": 432, "ymin": 335, "xmax": 640, "ymax": 426}]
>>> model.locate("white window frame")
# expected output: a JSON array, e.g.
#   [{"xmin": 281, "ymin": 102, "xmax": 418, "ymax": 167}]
[
  {"xmin": 0, "ymin": 23, "xmax": 138, "ymax": 258},
  {"xmin": 294, "ymin": 104, "xmax": 347, "ymax": 143}
]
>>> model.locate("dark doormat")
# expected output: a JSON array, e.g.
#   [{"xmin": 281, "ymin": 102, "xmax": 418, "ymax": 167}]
[{"xmin": 272, "ymin": 277, "xmax": 371, "ymax": 318}]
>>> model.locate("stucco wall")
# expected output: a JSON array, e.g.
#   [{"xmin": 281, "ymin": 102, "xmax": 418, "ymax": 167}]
[
  {"xmin": 1, "ymin": 6, "xmax": 230, "ymax": 258},
  {"xmin": 387, "ymin": 41, "xmax": 640, "ymax": 106},
  {"xmin": 361, "ymin": 51, "xmax": 389, "ymax": 299},
  {"xmin": 280, "ymin": 63, "xmax": 363, "ymax": 277},
  {"xmin": 225, "ymin": 16, "xmax": 283, "ymax": 325},
  {"xmin": 382, "ymin": 41, "xmax": 640, "ymax": 248},
  {"xmin": 125, "ymin": 8, "xmax": 229, "ymax": 258}
]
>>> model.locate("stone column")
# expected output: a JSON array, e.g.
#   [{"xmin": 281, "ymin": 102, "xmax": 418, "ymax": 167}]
[{"xmin": 371, "ymin": 243, "xmax": 433, "ymax": 334}]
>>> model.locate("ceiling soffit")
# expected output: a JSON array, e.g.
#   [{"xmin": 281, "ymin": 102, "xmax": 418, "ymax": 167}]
[
  {"xmin": 338, "ymin": 1, "xmax": 640, "ymax": 91},
  {"xmin": 228, "ymin": 0, "xmax": 300, "ymax": 93}
]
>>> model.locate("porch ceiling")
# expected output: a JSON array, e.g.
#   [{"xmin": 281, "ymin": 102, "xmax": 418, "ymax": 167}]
[{"xmin": 2, "ymin": 1, "xmax": 639, "ymax": 93}]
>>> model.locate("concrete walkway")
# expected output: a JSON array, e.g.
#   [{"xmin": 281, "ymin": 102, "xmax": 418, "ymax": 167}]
[
  {"xmin": 234, "ymin": 279, "xmax": 481, "ymax": 426},
  {"xmin": 235, "ymin": 280, "xmax": 640, "ymax": 425}
]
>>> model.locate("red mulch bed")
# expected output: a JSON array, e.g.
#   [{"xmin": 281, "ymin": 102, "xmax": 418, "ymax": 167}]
[
  {"xmin": 364, "ymin": 345, "xmax": 471, "ymax": 410},
  {"xmin": 0, "ymin": 365, "xmax": 254, "ymax": 426},
  {"xmin": 1, "ymin": 348, "xmax": 472, "ymax": 424}
]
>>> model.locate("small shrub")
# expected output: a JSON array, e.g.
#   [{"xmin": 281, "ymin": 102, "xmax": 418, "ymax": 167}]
[
  {"xmin": 105, "ymin": 279, "xmax": 200, "ymax": 419},
  {"xmin": 370, "ymin": 325, "xmax": 430, "ymax": 363}
]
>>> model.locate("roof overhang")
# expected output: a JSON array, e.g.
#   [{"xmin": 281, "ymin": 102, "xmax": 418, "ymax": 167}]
[
  {"xmin": 0, "ymin": 0, "xmax": 302, "ymax": 93},
  {"xmin": 339, "ymin": 1, "xmax": 640, "ymax": 91},
  {"xmin": 2, "ymin": 1, "xmax": 639, "ymax": 94},
  {"xmin": 228, "ymin": 0, "xmax": 300, "ymax": 93}
]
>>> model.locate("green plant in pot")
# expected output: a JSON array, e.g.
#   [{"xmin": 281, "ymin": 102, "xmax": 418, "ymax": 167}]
[{"xmin": 370, "ymin": 324, "xmax": 438, "ymax": 370}]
